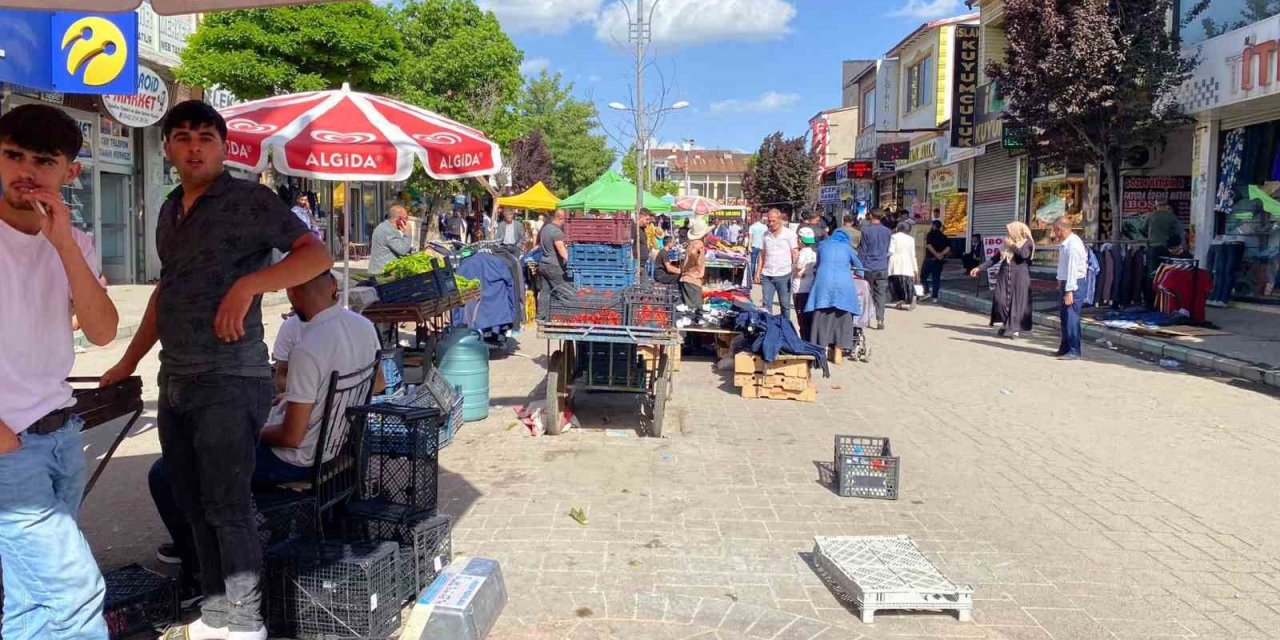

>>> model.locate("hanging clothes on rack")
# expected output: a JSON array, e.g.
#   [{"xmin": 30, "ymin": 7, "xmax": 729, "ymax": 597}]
[{"xmin": 1154, "ymin": 258, "xmax": 1211, "ymax": 323}]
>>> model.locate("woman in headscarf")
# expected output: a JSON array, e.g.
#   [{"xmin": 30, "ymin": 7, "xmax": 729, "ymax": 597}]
[
  {"xmin": 804, "ymin": 228, "xmax": 865, "ymax": 360},
  {"xmin": 888, "ymin": 220, "xmax": 919, "ymax": 310},
  {"xmin": 969, "ymin": 221, "xmax": 1035, "ymax": 337}
]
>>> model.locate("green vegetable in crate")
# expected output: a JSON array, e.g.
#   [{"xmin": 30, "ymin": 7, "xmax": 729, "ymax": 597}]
[
  {"xmin": 380, "ymin": 253, "xmax": 444, "ymax": 282},
  {"xmin": 455, "ymin": 275, "xmax": 481, "ymax": 293}
]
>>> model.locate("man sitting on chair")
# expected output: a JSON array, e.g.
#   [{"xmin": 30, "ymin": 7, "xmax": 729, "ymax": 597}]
[{"xmin": 148, "ymin": 270, "xmax": 382, "ymax": 586}]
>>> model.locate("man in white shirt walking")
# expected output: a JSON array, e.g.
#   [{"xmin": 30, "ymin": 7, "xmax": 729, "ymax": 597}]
[
  {"xmin": 754, "ymin": 208, "xmax": 799, "ymax": 321},
  {"xmin": 1052, "ymin": 217, "xmax": 1088, "ymax": 360}
]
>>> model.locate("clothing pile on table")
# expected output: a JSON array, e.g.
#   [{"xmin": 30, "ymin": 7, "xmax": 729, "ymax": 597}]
[{"xmin": 732, "ymin": 305, "xmax": 830, "ymax": 378}]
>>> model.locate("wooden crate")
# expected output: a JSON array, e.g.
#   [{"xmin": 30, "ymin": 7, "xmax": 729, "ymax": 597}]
[
  {"xmin": 741, "ymin": 381, "xmax": 816, "ymax": 402},
  {"xmin": 732, "ymin": 371, "xmax": 809, "ymax": 391},
  {"xmin": 732, "ymin": 352, "xmax": 811, "ymax": 379}
]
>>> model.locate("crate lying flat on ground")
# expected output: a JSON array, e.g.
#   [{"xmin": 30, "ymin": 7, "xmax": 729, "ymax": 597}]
[
  {"xmin": 812, "ymin": 535, "xmax": 973, "ymax": 624},
  {"xmin": 102, "ymin": 564, "xmax": 178, "ymax": 640},
  {"xmin": 833, "ymin": 435, "xmax": 900, "ymax": 500},
  {"xmin": 732, "ymin": 351, "xmax": 815, "ymax": 402},
  {"xmin": 265, "ymin": 540, "xmax": 402, "ymax": 639}
]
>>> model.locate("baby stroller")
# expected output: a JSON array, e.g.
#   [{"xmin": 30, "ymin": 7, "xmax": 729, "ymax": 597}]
[{"xmin": 849, "ymin": 270, "xmax": 873, "ymax": 363}]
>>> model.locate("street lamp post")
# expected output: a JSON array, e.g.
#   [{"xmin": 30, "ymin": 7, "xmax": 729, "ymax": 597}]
[
  {"xmin": 609, "ymin": 99, "xmax": 689, "ymax": 266},
  {"xmin": 681, "ymin": 138, "xmax": 694, "ymax": 197}
]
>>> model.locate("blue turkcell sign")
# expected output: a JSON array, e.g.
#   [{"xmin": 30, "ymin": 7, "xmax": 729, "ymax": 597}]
[{"xmin": 0, "ymin": 9, "xmax": 137, "ymax": 94}]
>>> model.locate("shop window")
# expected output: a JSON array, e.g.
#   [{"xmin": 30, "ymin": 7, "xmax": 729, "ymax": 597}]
[
  {"xmin": 1180, "ymin": 0, "xmax": 1280, "ymax": 45},
  {"xmin": 904, "ymin": 57, "xmax": 932, "ymax": 113},
  {"xmin": 1212, "ymin": 122, "xmax": 1280, "ymax": 298},
  {"xmin": 1028, "ymin": 173, "xmax": 1085, "ymax": 263},
  {"xmin": 861, "ymin": 88, "xmax": 876, "ymax": 130}
]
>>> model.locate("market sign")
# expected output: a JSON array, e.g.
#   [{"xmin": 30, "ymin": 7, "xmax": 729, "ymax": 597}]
[
  {"xmin": 102, "ymin": 64, "xmax": 168, "ymax": 127},
  {"xmin": 897, "ymin": 136, "xmax": 941, "ymax": 170},
  {"xmin": 877, "ymin": 141, "xmax": 909, "ymax": 162},
  {"xmin": 950, "ymin": 25, "xmax": 980, "ymax": 148},
  {"xmin": 928, "ymin": 166, "xmax": 959, "ymax": 194},
  {"xmin": 819, "ymin": 185, "xmax": 840, "ymax": 204},
  {"xmin": 0, "ymin": 10, "xmax": 138, "ymax": 94},
  {"xmin": 973, "ymin": 82, "xmax": 1006, "ymax": 146},
  {"xmin": 1002, "ymin": 125, "xmax": 1028, "ymax": 150},
  {"xmin": 983, "ymin": 236, "xmax": 1004, "ymax": 290},
  {"xmin": 99, "ymin": 117, "xmax": 132, "ymax": 165},
  {"xmin": 849, "ymin": 160, "xmax": 874, "ymax": 180},
  {"xmin": 835, "ymin": 162, "xmax": 849, "ymax": 183},
  {"xmin": 1120, "ymin": 175, "xmax": 1191, "ymax": 225}
]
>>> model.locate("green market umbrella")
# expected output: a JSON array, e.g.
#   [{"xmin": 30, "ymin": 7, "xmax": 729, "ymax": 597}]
[{"xmin": 558, "ymin": 170, "xmax": 672, "ymax": 212}]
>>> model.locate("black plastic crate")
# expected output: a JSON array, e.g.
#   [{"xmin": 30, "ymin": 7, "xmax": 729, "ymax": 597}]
[
  {"xmin": 265, "ymin": 540, "xmax": 401, "ymax": 639},
  {"xmin": 256, "ymin": 491, "xmax": 317, "ymax": 549},
  {"xmin": 102, "ymin": 564, "xmax": 178, "ymax": 640},
  {"xmin": 375, "ymin": 266, "xmax": 458, "ymax": 304},
  {"xmin": 346, "ymin": 504, "xmax": 453, "ymax": 602},
  {"xmin": 833, "ymin": 435, "xmax": 899, "ymax": 500},
  {"xmin": 547, "ymin": 286, "xmax": 625, "ymax": 325},
  {"xmin": 352, "ymin": 399, "xmax": 447, "ymax": 459},
  {"xmin": 624, "ymin": 285, "xmax": 680, "ymax": 328},
  {"xmin": 575, "ymin": 342, "xmax": 646, "ymax": 387}
]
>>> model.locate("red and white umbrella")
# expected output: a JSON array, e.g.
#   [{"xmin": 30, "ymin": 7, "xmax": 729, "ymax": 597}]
[
  {"xmin": 674, "ymin": 195, "xmax": 721, "ymax": 215},
  {"xmin": 219, "ymin": 83, "xmax": 502, "ymax": 182}
]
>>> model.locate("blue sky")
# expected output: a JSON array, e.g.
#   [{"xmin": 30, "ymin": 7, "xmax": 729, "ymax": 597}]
[{"xmin": 478, "ymin": 0, "xmax": 975, "ymax": 154}]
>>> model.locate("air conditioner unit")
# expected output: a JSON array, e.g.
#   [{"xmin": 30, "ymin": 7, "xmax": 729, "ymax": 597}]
[{"xmin": 1122, "ymin": 144, "xmax": 1160, "ymax": 170}]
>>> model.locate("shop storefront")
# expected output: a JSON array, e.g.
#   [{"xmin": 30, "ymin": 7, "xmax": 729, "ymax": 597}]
[
  {"xmin": 1027, "ymin": 163, "xmax": 1085, "ymax": 265},
  {"xmin": 1181, "ymin": 10, "xmax": 1280, "ymax": 301},
  {"xmin": 927, "ymin": 163, "xmax": 969, "ymax": 236},
  {"xmin": 895, "ymin": 135, "xmax": 943, "ymax": 218}
]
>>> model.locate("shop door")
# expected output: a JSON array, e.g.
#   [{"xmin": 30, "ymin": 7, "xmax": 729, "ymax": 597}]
[{"xmin": 100, "ymin": 172, "xmax": 133, "ymax": 284}]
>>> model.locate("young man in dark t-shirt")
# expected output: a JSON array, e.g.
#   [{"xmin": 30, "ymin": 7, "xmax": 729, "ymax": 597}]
[
  {"xmin": 101, "ymin": 101, "xmax": 332, "ymax": 639},
  {"xmin": 922, "ymin": 220, "xmax": 951, "ymax": 301}
]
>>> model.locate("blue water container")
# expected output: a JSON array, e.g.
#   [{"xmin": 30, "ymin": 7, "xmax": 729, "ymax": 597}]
[{"xmin": 435, "ymin": 328, "xmax": 490, "ymax": 422}]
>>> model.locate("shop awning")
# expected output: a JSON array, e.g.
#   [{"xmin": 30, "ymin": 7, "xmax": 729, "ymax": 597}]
[
  {"xmin": 496, "ymin": 182, "xmax": 560, "ymax": 211},
  {"xmin": 558, "ymin": 170, "xmax": 672, "ymax": 212}
]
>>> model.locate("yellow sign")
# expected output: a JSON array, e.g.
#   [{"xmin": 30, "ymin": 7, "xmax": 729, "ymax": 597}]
[
  {"xmin": 908, "ymin": 138, "xmax": 938, "ymax": 165},
  {"xmin": 61, "ymin": 17, "xmax": 129, "ymax": 86},
  {"xmin": 936, "ymin": 25, "xmax": 953, "ymax": 126}
]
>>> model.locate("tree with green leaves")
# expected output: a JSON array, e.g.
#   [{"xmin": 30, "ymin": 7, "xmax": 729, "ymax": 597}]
[
  {"xmin": 989, "ymin": 0, "xmax": 1199, "ymax": 226},
  {"xmin": 649, "ymin": 180, "xmax": 681, "ymax": 197},
  {"xmin": 516, "ymin": 71, "xmax": 614, "ymax": 196},
  {"xmin": 176, "ymin": 3, "xmax": 404, "ymax": 99},
  {"xmin": 742, "ymin": 133, "xmax": 815, "ymax": 215}
]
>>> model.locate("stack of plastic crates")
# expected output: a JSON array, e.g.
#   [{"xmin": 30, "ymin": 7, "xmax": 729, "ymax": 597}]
[
  {"xmin": 347, "ymin": 403, "xmax": 446, "ymax": 525},
  {"xmin": 565, "ymin": 214, "xmax": 636, "ymax": 290},
  {"xmin": 102, "ymin": 564, "xmax": 178, "ymax": 639},
  {"xmin": 575, "ymin": 342, "xmax": 647, "ymax": 388},
  {"xmin": 547, "ymin": 286, "xmax": 625, "ymax": 326},
  {"xmin": 625, "ymin": 283, "xmax": 680, "ymax": 328},
  {"xmin": 346, "ymin": 508, "xmax": 453, "ymax": 604},
  {"xmin": 265, "ymin": 540, "xmax": 402, "ymax": 639},
  {"xmin": 255, "ymin": 491, "xmax": 318, "ymax": 550},
  {"xmin": 833, "ymin": 435, "xmax": 900, "ymax": 500}
]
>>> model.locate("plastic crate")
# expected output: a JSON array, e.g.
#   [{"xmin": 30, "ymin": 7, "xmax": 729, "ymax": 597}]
[
  {"xmin": 564, "ymin": 215, "xmax": 633, "ymax": 244},
  {"xmin": 349, "ymin": 404, "xmax": 442, "ymax": 516},
  {"xmin": 376, "ymin": 267, "xmax": 459, "ymax": 304},
  {"xmin": 347, "ymin": 505, "xmax": 453, "ymax": 602},
  {"xmin": 813, "ymin": 535, "xmax": 972, "ymax": 623},
  {"xmin": 371, "ymin": 348, "xmax": 405, "ymax": 403},
  {"xmin": 568, "ymin": 243, "xmax": 636, "ymax": 271},
  {"xmin": 256, "ymin": 491, "xmax": 317, "ymax": 549},
  {"xmin": 625, "ymin": 285, "xmax": 680, "ymax": 328},
  {"xmin": 575, "ymin": 342, "xmax": 647, "ymax": 387},
  {"xmin": 102, "ymin": 564, "xmax": 178, "ymax": 640},
  {"xmin": 423, "ymin": 368, "xmax": 465, "ymax": 448},
  {"xmin": 547, "ymin": 287, "xmax": 626, "ymax": 325},
  {"xmin": 265, "ymin": 540, "xmax": 402, "ymax": 639},
  {"xmin": 834, "ymin": 435, "xmax": 899, "ymax": 500},
  {"xmin": 571, "ymin": 269, "xmax": 636, "ymax": 290},
  {"xmin": 352, "ymin": 402, "xmax": 446, "ymax": 460}
]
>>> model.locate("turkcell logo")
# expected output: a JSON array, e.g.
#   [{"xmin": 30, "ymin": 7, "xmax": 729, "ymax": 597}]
[{"xmin": 51, "ymin": 12, "xmax": 137, "ymax": 94}]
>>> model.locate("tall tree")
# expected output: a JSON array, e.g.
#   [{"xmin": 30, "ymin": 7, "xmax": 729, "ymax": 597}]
[
  {"xmin": 988, "ymin": 0, "xmax": 1198, "ymax": 224},
  {"xmin": 742, "ymin": 132, "xmax": 815, "ymax": 216},
  {"xmin": 176, "ymin": 3, "xmax": 404, "ymax": 99},
  {"xmin": 508, "ymin": 129, "xmax": 554, "ymax": 192},
  {"xmin": 517, "ymin": 71, "xmax": 614, "ymax": 196}
]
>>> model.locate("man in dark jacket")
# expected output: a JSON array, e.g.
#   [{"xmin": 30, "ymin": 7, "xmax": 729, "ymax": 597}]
[{"xmin": 858, "ymin": 211, "xmax": 892, "ymax": 329}]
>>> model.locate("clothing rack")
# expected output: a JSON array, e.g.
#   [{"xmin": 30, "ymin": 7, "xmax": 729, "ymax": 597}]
[{"xmin": 1156, "ymin": 256, "xmax": 1208, "ymax": 326}]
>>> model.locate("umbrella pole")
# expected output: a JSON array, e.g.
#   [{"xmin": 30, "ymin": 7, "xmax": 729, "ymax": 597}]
[{"xmin": 342, "ymin": 180, "xmax": 351, "ymax": 308}]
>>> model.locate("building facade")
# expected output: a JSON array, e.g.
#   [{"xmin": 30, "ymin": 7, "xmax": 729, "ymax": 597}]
[{"xmin": 648, "ymin": 146, "xmax": 751, "ymax": 205}]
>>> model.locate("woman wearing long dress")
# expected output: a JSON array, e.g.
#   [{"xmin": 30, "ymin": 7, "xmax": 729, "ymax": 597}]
[
  {"xmin": 970, "ymin": 221, "xmax": 1035, "ymax": 337},
  {"xmin": 804, "ymin": 229, "xmax": 865, "ymax": 357},
  {"xmin": 887, "ymin": 221, "xmax": 919, "ymax": 309}
]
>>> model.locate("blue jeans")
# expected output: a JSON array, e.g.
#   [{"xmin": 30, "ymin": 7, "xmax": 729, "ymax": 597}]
[
  {"xmin": 1209, "ymin": 242, "xmax": 1245, "ymax": 303},
  {"xmin": 749, "ymin": 248, "xmax": 761, "ymax": 282},
  {"xmin": 922, "ymin": 258, "xmax": 945, "ymax": 298},
  {"xmin": 761, "ymin": 274, "xmax": 793, "ymax": 320},
  {"xmin": 0, "ymin": 415, "xmax": 108, "ymax": 640},
  {"xmin": 1058, "ymin": 284, "xmax": 1083, "ymax": 357}
]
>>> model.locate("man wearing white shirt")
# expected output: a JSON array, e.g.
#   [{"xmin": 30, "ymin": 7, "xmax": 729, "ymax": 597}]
[{"xmin": 1052, "ymin": 217, "xmax": 1088, "ymax": 360}]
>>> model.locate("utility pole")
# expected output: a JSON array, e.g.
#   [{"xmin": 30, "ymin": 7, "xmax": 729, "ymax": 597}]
[{"xmin": 630, "ymin": 0, "xmax": 649, "ymax": 218}]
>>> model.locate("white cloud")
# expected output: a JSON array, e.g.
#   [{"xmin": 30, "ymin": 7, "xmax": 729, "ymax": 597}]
[
  {"xmin": 709, "ymin": 91, "xmax": 800, "ymax": 114},
  {"xmin": 595, "ymin": 0, "xmax": 795, "ymax": 48},
  {"xmin": 888, "ymin": 0, "xmax": 965, "ymax": 19},
  {"xmin": 519, "ymin": 57, "xmax": 551, "ymax": 75},
  {"xmin": 477, "ymin": 0, "xmax": 602, "ymax": 34}
]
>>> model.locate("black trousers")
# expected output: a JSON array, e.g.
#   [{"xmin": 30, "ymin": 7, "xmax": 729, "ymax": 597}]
[{"xmin": 865, "ymin": 269, "xmax": 888, "ymax": 323}]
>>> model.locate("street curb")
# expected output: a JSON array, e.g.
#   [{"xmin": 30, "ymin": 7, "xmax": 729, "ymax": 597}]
[
  {"xmin": 937, "ymin": 289, "xmax": 1280, "ymax": 390},
  {"xmin": 77, "ymin": 291, "xmax": 291, "ymax": 349}
]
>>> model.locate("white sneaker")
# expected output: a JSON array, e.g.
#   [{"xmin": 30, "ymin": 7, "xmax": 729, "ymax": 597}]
[
  {"xmin": 164, "ymin": 617, "xmax": 229, "ymax": 640},
  {"xmin": 227, "ymin": 628, "xmax": 267, "ymax": 640}
]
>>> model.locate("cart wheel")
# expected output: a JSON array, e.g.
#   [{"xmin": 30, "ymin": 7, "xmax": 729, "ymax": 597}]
[
  {"xmin": 859, "ymin": 338, "xmax": 871, "ymax": 363},
  {"xmin": 650, "ymin": 353, "xmax": 670, "ymax": 438},
  {"xmin": 545, "ymin": 350, "xmax": 567, "ymax": 435}
]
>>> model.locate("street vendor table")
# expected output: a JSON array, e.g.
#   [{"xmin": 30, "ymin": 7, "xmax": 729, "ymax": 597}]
[
  {"xmin": 536, "ymin": 322, "xmax": 679, "ymax": 437},
  {"xmin": 678, "ymin": 325, "xmax": 739, "ymax": 366},
  {"xmin": 704, "ymin": 258, "xmax": 748, "ymax": 289},
  {"xmin": 69, "ymin": 376, "xmax": 145, "ymax": 499},
  {"xmin": 361, "ymin": 288, "xmax": 480, "ymax": 349}
]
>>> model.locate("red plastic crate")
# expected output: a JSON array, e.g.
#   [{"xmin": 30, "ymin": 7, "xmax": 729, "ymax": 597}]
[
  {"xmin": 548, "ymin": 287, "xmax": 625, "ymax": 326},
  {"xmin": 564, "ymin": 215, "xmax": 634, "ymax": 244}
]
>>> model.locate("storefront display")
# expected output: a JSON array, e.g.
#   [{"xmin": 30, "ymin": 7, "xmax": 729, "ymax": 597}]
[
  {"xmin": 1029, "ymin": 168, "xmax": 1084, "ymax": 265},
  {"xmin": 1209, "ymin": 122, "xmax": 1280, "ymax": 299},
  {"xmin": 1120, "ymin": 175, "xmax": 1192, "ymax": 240}
]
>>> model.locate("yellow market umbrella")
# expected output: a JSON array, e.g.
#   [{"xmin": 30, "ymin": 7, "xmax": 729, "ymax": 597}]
[{"xmin": 496, "ymin": 181, "xmax": 561, "ymax": 211}]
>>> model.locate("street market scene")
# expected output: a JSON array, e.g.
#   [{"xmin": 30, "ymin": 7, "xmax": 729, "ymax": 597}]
[{"xmin": 4, "ymin": 1, "xmax": 1280, "ymax": 639}]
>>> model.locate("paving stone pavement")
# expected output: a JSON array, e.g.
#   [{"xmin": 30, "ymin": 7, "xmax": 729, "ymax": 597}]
[{"xmin": 436, "ymin": 303, "xmax": 1280, "ymax": 640}]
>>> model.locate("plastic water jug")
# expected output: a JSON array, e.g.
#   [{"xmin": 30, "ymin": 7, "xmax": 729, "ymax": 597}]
[{"xmin": 435, "ymin": 328, "xmax": 490, "ymax": 421}]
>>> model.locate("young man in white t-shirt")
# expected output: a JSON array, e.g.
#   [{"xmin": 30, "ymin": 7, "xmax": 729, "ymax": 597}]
[
  {"xmin": 753, "ymin": 208, "xmax": 799, "ymax": 321},
  {"xmin": 0, "ymin": 103, "xmax": 120, "ymax": 639}
]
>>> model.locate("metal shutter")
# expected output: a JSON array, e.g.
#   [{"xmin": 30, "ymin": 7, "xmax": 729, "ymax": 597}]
[{"xmin": 971, "ymin": 149, "xmax": 1018, "ymax": 239}]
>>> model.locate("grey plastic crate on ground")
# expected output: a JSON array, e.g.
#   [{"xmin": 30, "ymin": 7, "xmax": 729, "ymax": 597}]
[
  {"xmin": 833, "ymin": 435, "xmax": 900, "ymax": 500},
  {"xmin": 812, "ymin": 535, "xmax": 972, "ymax": 624},
  {"xmin": 348, "ymin": 508, "xmax": 453, "ymax": 602},
  {"xmin": 265, "ymin": 540, "xmax": 402, "ymax": 639}
]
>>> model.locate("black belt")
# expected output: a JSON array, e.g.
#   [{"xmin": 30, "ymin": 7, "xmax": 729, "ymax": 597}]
[{"xmin": 26, "ymin": 408, "xmax": 70, "ymax": 436}]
